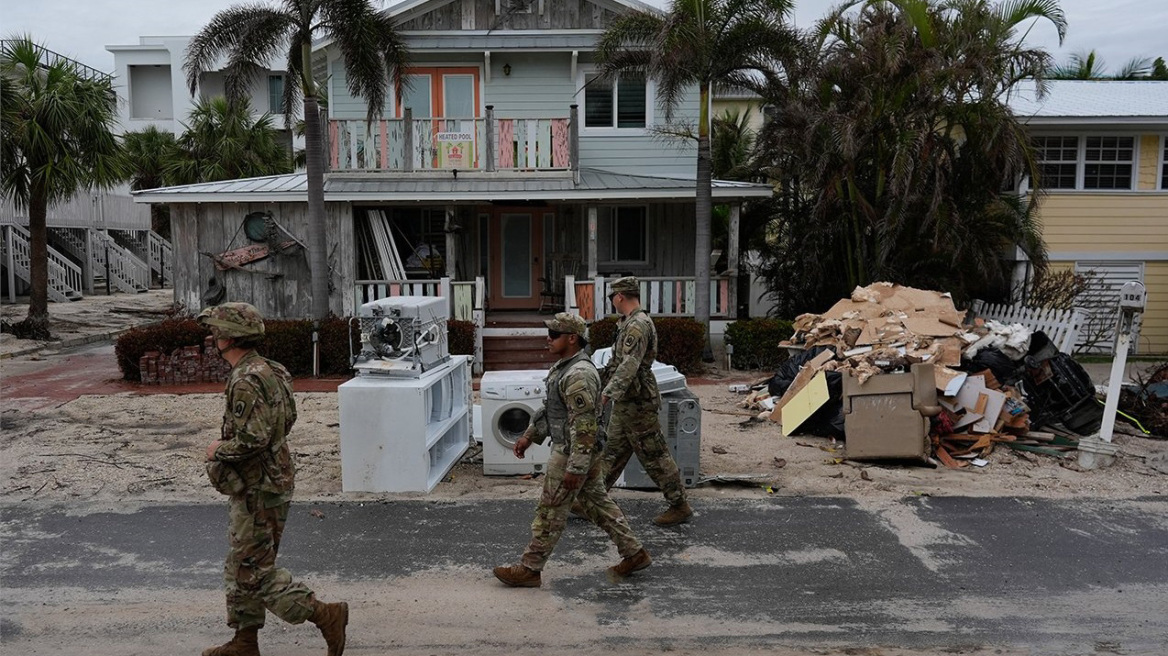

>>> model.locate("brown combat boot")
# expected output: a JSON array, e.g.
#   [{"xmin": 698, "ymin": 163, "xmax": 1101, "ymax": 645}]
[
  {"xmin": 309, "ymin": 599, "xmax": 349, "ymax": 656},
  {"xmin": 607, "ymin": 548, "xmax": 652, "ymax": 579},
  {"xmin": 493, "ymin": 563, "xmax": 542, "ymax": 587},
  {"xmin": 201, "ymin": 626, "xmax": 260, "ymax": 656},
  {"xmin": 653, "ymin": 501, "xmax": 694, "ymax": 527}
]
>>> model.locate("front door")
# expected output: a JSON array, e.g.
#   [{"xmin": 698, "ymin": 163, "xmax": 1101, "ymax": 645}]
[
  {"xmin": 399, "ymin": 67, "xmax": 481, "ymax": 169},
  {"xmin": 488, "ymin": 212, "xmax": 543, "ymax": 309}
]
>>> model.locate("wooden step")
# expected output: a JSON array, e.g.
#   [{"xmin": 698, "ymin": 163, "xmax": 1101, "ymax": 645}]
[{"xmin": 483, "ymin": 336, "xmax": 551, "ymax": 351}]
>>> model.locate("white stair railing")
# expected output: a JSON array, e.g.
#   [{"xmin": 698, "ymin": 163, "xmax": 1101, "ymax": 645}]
[
  {"xmin": 89, "ymin": 230, "xmax": 151, "ymax": 293},
  {"xmin": 2, "ymin": 223, "xmax": 83, "ymax": 302},
  {"xmin": 147, "ymin": 230, "xmax": 173, "ymax": 283}
]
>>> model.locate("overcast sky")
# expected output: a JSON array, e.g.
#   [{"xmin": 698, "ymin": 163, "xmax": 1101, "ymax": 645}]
[{"xmin": 4, "ymin": 0, "xmax": 1165, "ymax": 75}]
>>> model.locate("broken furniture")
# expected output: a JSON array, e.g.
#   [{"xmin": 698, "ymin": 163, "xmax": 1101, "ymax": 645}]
[
  {"xmin": 968, "ymin": 299, "xmax": 1086, "ymax": 354},
  {"xmin": 842, "ymin": 363, "xmax": 940, "ymax": 461}
]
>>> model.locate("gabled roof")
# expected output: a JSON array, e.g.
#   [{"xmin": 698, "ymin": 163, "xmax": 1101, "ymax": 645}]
[
  {"xmin": 132, "ymin": 169, "xmax": 773, "ymax": 204},
  {"xmin": 1008, "ymin": 80, "xmax": 1168, "ymax": 126},
  {"xmin": 388, "ymin": 0, "xmax": 661, "ymax": 20}
]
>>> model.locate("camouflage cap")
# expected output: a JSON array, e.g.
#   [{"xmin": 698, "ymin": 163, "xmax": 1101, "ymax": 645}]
[
  {"xmin": 609, "ymin": 276, "xmax": 640, "ymax": 296},
  {"xmin": 197, "ymin": 302, "xmax": 266, "ymax": 339},
  {"xmin": 544, "ymin": 312, "xmax": 589, "ymax": 341}
]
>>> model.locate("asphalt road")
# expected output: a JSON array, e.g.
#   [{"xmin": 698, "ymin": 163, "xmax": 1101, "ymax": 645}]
[{"xmin": 3, "ymin": 496, "xmax": 1167, "ymax": 655}]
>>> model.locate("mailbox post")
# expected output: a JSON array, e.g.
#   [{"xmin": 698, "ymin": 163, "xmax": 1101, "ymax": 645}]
[{"xmin": 1079, "ymin": 281, "xmax": 1146, "ymax": 469}]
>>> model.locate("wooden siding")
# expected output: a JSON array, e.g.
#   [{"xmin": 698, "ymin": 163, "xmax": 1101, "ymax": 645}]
[
  {"xmin": 592, "ymin": 203, "xmax": 697, "ymax": 276},
  {"xmin": 399, "ymin": 0, "xmax": 623, "ymax": 31},
  {"xmin": 1138, "ymin": 134, "xmax": 1161, "ymax": 190},
  {"xmin": 170, "ymin": 201, "xmax": 355, "ymax": 319},
  {"xmin": 484, "ymin": 53, "xmax": 576, "ymax": 118},
  {"xmin": 1037, "ymin": 193, "xmax": 1168, "ymax": 253},
  {"xmin": 578, "ymin": 134, "xmax": 697, "ymax": 176}
]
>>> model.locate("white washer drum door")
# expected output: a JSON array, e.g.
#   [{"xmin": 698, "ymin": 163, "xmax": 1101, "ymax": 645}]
[{"xmin": 494, "ymin": 402, "xmax": 535, "ymax": 448}]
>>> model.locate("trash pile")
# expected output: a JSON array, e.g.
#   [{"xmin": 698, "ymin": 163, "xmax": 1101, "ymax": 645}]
[{"xmin": 739, "ymin": 282, "xmax": 1126, "ymax": 468}]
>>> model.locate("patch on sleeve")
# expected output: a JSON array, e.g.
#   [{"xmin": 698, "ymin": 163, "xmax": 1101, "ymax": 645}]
[
  {"xmin": 233, "ymin": 400, "xmax": 248, "ymax": 418},
  {"xmin": 572, "ymin": 392, "xmax": 588, "ymax": 409}
]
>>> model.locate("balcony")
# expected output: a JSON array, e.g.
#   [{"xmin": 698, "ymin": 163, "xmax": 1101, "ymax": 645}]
[{"xmin": 328, "ymin": 106, "xmax": 578, "ymax": 174}]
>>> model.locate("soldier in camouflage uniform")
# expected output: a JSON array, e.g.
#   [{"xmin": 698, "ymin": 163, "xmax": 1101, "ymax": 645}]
[
  {"xmin": 600, "ymin": 277, "xmax": 694, "ymax": 527},
  {"xmin": 493, "ymin": 312, "xmax": 650, "ymax": 587},
  {"xmin": 198, "ymin": 303, "xmax": 349, "ymax": 656}
]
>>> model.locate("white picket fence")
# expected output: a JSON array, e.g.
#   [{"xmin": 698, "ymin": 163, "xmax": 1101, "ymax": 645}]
[{"xmin": 969, "ymin": 300, "xmax": 1087, "ymax": 354}]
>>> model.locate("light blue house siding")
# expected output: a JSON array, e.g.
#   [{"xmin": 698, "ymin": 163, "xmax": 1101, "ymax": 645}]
[{"xmin": 326, "ymin": 51, "xmax": 699, "ymax": 175}]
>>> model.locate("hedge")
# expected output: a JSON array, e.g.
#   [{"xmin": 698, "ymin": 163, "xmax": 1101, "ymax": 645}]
[
  {"xmin": 724, "ymin": 318, "xmax": 794, "ymax": 370},
  {"xmin": 587, "ymin": 315, "xmax": 707, "ymax": 376},
  {"xmin": 116, "ymin": 315, "xmax": 475, "ymax": 381}
]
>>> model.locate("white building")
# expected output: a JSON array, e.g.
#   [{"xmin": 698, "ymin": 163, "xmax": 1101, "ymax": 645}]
[{"xmin": 105, "ymin": 36, "xmax": 301, "ymax": 151}]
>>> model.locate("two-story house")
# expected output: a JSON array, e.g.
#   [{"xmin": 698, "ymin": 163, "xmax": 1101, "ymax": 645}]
[
  {"xmin": 135, "ymin": 0, "xmax": 773, "ymax": 368},
  {"xmin": 1010, "ymin": 80, "xmax": 1168, "ymax": 354}
]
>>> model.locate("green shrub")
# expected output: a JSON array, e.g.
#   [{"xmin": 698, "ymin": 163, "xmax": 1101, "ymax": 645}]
[
  {"xmin": 587, "ymin": 315, "xmax": 706, "ymax": 375},
  {"xmin": 115, "ymin": 316, "xmax": 208, "ymax": 381},
  {"xmin": 448, "ymin": 319, "xmax": 475, "ymax": 356},
  {"xmin": 724, "ymin": 318, "xmax": 794, "ymax": 370}
]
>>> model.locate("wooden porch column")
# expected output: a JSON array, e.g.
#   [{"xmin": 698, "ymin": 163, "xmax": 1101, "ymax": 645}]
[
  {"xmin": 727, "ymin": 203, "xmax": 740, "ymax": 319},
  {"xmin": 569, "ymin": 105, "xmax": 580, "ymax": 185},
  {"xmin": 484, "ymin": 106, "xmax": 496, "ymax": 172},
  {"xmin": 403, "ymin": 108, "xmax": 414, "ymax": 172},
  {"xmin": 4, "ymin": 225, "xmax": 14, "ymax": 302},
  {"xmin": 445, "ymin": 206, "xmax": 458, "ymax": 279},
  {"xmin": 586, "ymin": 205, "xmax": 597, "ymax": 278}
]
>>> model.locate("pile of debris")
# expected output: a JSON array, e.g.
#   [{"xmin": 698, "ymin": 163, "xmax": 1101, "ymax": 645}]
[{"xmin": 738, "ymin": 282, "xmax": 1139, "ymax": 468}]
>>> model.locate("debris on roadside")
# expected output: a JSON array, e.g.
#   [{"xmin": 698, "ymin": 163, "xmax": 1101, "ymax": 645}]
[{"xmin": 734, "ymin": 281, "xmax": 1158, "ymax": 470}]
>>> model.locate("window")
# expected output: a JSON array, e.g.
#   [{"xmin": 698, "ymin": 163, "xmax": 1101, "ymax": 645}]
[
  {"xmin": 610, "ymin": 207, "xmax": 647, "ymax": 262},
  {"xmin": 584, "ymin": 74, "xmax": 647, "ymax": 129},
  {"xmin": 1083, "ymin": 136, "xmax": 1134, "ymax": 190},
  {"xmin": 267, "ymin": 75, "xmax": 284, "ymax": 113},
  {"xmin": 1034, "ymin": 136, "xmax": 1078, "ymax": 190},
  {"xmin": 1161, "ymin": 138, "xmax": 1167, "ymax": 190}
]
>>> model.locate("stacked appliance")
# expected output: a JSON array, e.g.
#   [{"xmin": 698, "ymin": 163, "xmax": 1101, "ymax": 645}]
[
  {"xmin": 339, "ymin": 296, "xmax": 471, "ymax": 493},
  {"xmin": 480, "ymin": 370, "xmax": 553, "ymax": 475}
]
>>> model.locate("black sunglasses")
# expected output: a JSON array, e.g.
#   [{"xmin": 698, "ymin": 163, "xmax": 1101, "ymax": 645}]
[{"xmin": 547, "ymin": 329, "xmax": 565, "ymax": 339}]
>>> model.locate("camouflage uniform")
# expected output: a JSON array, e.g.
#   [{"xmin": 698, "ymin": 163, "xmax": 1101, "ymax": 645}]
[
  {"xmin": 519, "ymin": 317, "xmax": 643, "ymax": 572},
  {"xmin": 600, "ymin": 279, "xmax": 688, "ymax": 510},
  {"xmin": 212, "ymin": 350, "xmax": 316, "ymax": 630}
]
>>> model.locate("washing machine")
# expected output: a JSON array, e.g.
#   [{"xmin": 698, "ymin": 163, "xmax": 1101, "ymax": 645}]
[{"xmin": 481, "ymin": 370, "xmax": 552, "ymax": 475}]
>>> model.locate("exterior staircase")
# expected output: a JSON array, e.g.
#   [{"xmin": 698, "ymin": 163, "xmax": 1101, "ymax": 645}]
[
  {"xmin": 88, "ymin": 230, "xmax": 151, "ymax": 293},
  {"xmin": 481, "ymin": 314, "xmax": 557, "ymax": 371},
  {"xmin": 1, "ymin": 223, "xmax": 84, "ymax": 302}
]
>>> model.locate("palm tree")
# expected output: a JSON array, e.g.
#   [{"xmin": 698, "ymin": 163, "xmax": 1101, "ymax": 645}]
[
  {"xmin": 121, "ymin": 125, "xmax": 179, "ymax": 238},
  {"xmin": 185, "ymin": 1, "xmax": 409, "ymax": 319},
  {"xmin": 1049, "ymin": 49, "xmax": 1151, "ymax": 79},
  {"xmin": 596, "ymin": 0, "xmax": 798, "ymax": 357},
  {"xmin": 1, "ymin": 37, "xmax": 122, "ymax": 338},
  {"xmin": 752, "ymin": 0, "xmax": 1066, "ymax": 311},
  {"xmin": 167, "ymin": 97, "xmax": 292, "ymax": 185}
]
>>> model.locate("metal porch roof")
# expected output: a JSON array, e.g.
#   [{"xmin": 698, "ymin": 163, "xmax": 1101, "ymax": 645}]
[{"xmin": 132, "ymin": 168, "xmax": 774, "ymax": 204}]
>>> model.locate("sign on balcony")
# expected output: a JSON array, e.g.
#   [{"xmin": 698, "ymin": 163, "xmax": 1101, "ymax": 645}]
[{"xmin": 437, "ymin": 131, "xmax": 474, "ymax": 169}]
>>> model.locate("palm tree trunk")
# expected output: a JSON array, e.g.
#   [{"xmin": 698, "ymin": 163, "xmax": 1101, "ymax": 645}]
[
  {"xmin": 25, "ymin": 183, "xmax": 51, "ymax": 336},
  {"xmin": 695, "ymin": 83, "xmax": 714, "ymax": 361},
  {"xmin": 303, "ymin": 95, "xmax": 330, "ymax": 319}
]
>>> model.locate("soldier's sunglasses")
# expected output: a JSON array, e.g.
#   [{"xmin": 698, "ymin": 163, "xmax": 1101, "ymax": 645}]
[{"xmin": 547, "ymin": 329, "xmax": 565, "ymax": 339}]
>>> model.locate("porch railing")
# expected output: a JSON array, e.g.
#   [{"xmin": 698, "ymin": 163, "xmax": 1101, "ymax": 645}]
[
  {"xmin": 353, "ymin": 276, "xmax": 486, "ymax": 374},
  {"xmin": 328, "ymin": 105, "xmax": 575, "ymax": 174},
  {"xmin": 567, "ymin": 275, "xmax": 733, "ymax": 322},
  {"xmin": 1, "ymin": 223, "xmax": 84, "ymax": 302}
]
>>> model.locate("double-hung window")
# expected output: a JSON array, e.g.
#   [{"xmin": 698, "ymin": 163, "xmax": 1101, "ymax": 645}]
[
  {"xmin": 584, "ymin": 73, "xmax": 647, "ymax": 129},
  {"xmin": 605, "ymin": 206, "xmax": 648, "ymax": 263},
  {"xmin": 1160, "ymin": 137, "xmax": 1167, "ymax": 190},
  {"xmin": 1034, "ymin": 136, "xmax": 1078, "ymax": 190},
  {"xmin": 1083, "ymin": 136, "xmax": 1134, "ymax": 190}
]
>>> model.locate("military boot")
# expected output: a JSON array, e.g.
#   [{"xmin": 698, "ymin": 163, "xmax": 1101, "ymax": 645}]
[
  {"xmin": 309, "ymin": 599, "xmax": 349, "ymax": 656},
  {"xmin": 653, "ymin": 501, "xmax": 693, "ymax": 527},
  {"xmin": 493, "ymin": 564, "xmax": 541, "ymax": 587},
  {"xmin": 570, "ymin": 500, "xmax": 587, "ymax": 518},
  {"xmin": 607, "ymin": 548, "xmax": 652, "ymax": 580},
  {"xmin": 201, "ymin": 626, "xmax": 260, "ymax": 656}
]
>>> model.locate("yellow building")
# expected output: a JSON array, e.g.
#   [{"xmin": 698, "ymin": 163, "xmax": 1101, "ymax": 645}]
[{"xmin": 1012, "ymin": 81, "xmax": 1168, "ymax": 355}]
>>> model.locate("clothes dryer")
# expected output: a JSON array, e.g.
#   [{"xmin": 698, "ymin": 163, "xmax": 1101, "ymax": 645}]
[{"xmin": 481, "ymin": 370, "xmax": 552, "ymax": 475}]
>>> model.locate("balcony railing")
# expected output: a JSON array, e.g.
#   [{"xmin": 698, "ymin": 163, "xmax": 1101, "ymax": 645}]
[
  {"xmin": 568, "ymin": 275, "xmax": 734, "ymax": 321},
  {"xmin": 328, "ymin": 105, "xmax": 579, "ymax": 174}
]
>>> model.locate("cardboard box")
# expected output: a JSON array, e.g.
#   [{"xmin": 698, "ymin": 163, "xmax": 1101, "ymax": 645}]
[{"xmin": 842, "ymin": 363, "xmax": 938, "ymax": 461}]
